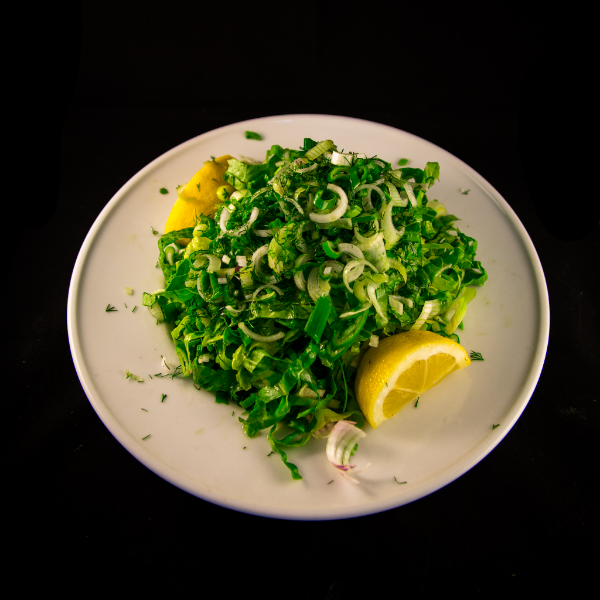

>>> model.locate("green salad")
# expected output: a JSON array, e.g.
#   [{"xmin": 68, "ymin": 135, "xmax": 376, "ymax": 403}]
[{"xmin": 143, "ymin": 138, "xmax": 487, "ymax": 479}]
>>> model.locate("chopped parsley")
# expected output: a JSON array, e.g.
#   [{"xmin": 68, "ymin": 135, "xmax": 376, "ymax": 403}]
[
  {"xmin": 397, "ymin": 158, "xmax": 409, "ymax": 166},
  {"xmin": 159, "ymin": 188, "xmax": 169, "ymax": 195},
  {"xmin": 245, "ymin": 131, "xmax": 262, "ymax": 140}
]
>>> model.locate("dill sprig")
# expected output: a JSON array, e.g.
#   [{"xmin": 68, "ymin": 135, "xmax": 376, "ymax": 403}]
[
  {"xmin": 470, "ymin": 351, "xmax": 484, "ymax": 361},
  {"xmin": 105, "ymin": 304, "xmax": 117, "ymax": 312}
]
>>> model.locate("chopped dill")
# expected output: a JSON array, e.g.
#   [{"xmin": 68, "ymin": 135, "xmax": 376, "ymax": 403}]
[
  {"xmin": 394, "ymin": 477, "xmax": 407, "ymax": 484},
  {"xmin": 105, "ymin": 304, "xmax": 117, "ymax": 312},
  {"xmin": 492, "ymin": 423, "xmax": 500, "ymax": 429},
  {"xmin": 161, "ymin": 394, "xmax": 167, "ymax": 402},
  {"xmin": 142, "ymin": 434, "xmax": 151, "ymax": 440},
  {"xmin": 470, "ymin": 351, "xmax": 484, "ymax": 361},
  {"xmin": 151, "ymin": 226, "xmax": 158, "ymax": 235}
]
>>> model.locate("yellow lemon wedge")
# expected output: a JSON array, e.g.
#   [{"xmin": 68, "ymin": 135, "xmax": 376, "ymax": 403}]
[
  {"xmin": 164, "ymin": 154, "xmax": 233, "ymax": 244},
  {"xmin": 355, "ymin": 330, "xmax": 471, "ymax": 429}
]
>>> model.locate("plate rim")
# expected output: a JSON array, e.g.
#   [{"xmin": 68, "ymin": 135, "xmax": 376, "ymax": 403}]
[{"xmin": 67, "ymin": 113, "xmax": 550, "ymax": 520}]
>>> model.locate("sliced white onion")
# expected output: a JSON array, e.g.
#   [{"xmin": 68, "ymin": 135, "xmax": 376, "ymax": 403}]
[
  {"xmin": 308, "ymin": 183, "xmax": 348, "ymax": 223},
  {"xmin": 293, "ymin": 253, "xmax": 312, "ymax": 292},
  {"xmin": 381, "ymin": 198, "xmax": 406, "ymax": 250},
  {"xmin": 217, "ymin": 277, "xmax": 227, "ymax": 284},
  {"xmin": 412, "ymin": 299, "xmax": 443, "ymax": 330},
  {"xmin": 342, "ymin": 260, "xmax": 364, "ymax": 292},
  {"xmin": 369, "ymin": 334, "xmax": 380, "ymax": 347},
  {"xmin": 307, "ymin": 267, "xmax": 329, "ymax": 301},
  {"xmin": 394, "ymin": 295, "xmax": 413, "ymax": 308},
  {"xmin": 354, "ymin": 183, "xmax": 386, "ymax": 201},
  {"xmin": 227, "ymin": 206, "xmax": 260, "ymax": 237},
  {"xmin": 255, "ymin": 229, "xmax": 273, "ymax": 237},
  {"xmin": 236, "ymin": 255, "xmax": 247, "ymax": 267},
  {"xmin": 404, "ymin": 182, "xmax": 418, "ymax": 207},
  {"xmin": 148, "ymin": 302, "xmax": 165, "ymax": 323},
  {"xmin": 326, "ymin": 421, "xmax": 370, "ymax": 484},
  {"xmin": 338, "ymin": 243, "xmax": 364, "ymax": 261},
  {"xmin": 367, "ymin": 284, "xmax": 388, "ymax": 322},
  {"xmin": 219, "ymin": 207, "xmax": 231, "ymax": 233},
  {"xmin": 296, "ymin": 162, "xmax": 318, "ymax": 174},
  {"xmin": 389, "ymin": 296, "xmax": 404, "ymax": 315},
  {"xmin": 339, "ymin": 302, "xmax": 372, "ymax": 319},
  {"xmin": 356, "ymin": 231, "xmax": 389, "ymax": 272},
  {"xmin": 193, "ymin": 254, "xmax": 221, "ymax": 272},
  {"xmin": 252, "ymin": 284, "xmax": 284, "ymax": 300},
  {"xmin": 238, "ymin": 322, "xmax": 285, "ymax": 342},
  {"xmin": 268, "ymin": 161, "xmax": 293, "ymax": 185},
  {"xmin": 251, "ymin": 245, "xmax": 277, "ymax": 283},
  {"xmin": 330, "ymin": 151, "xmax": 354, "ymax": 167},
  {"xmin": 225, "ymin": 303, "xmax": 247, "ymax": 314}
]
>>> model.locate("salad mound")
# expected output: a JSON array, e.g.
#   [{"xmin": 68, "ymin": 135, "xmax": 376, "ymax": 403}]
[{"xmin": 143, "ymin": 139, "xmax": 487, "ymax": 480}]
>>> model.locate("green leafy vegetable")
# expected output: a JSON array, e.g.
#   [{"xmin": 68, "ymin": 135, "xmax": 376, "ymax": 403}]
[
  {"xmin": 144, "ymin": 139, "xmax": 487, "ymax": 479},
  {"xmin": 245, "ymin": 131, "xmax": 262, "ymax": 140},
  {"xmin": 159, "ymin": 188, "xmax": 169, "ymax": 195}
]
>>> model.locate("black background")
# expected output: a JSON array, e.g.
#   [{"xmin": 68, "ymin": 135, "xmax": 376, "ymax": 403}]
[{"xmin": 13, "ymin": 1, "xmax": 597, "ymax": 597}]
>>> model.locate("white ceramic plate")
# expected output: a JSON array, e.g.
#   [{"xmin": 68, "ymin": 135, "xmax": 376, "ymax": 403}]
[{"xmin": 67, "ymin": 114, "xmax": 549, "ymax": 520}]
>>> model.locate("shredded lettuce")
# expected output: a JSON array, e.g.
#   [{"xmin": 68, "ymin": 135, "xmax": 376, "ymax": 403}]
[{"xmin": 144, "ymin": 139, "xmax": 487, "ymax": 479}]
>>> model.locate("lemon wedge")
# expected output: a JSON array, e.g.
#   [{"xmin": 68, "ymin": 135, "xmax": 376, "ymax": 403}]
[
  {"xmin": 355, "ymin": 330, "xmax": 471, "ymax": 429},
  {"xmin": 164, "ymin": 154, "xmax": 233, "ymax": 244}
]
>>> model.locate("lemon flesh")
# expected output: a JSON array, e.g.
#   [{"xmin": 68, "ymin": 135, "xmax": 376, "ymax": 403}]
[
  {"xmin": 164, "ymin": 154, "xmax": 233, "ymax": 243},
  {"xmin": 355, "ymin": 330, "xmax": 471, "ymax": 429}
]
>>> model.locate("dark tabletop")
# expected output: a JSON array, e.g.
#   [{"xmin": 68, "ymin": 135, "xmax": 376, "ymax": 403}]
[{"xmin": 13, "ymin": 2, "xmax": 597, "ymax": 597}]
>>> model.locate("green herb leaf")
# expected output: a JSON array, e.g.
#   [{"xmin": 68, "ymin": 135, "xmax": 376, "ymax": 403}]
[
  {"xmin": 159, "ymin": 188, "xmax": 169, "ymax": 195},
  {"xmin": 106, "ymin": 304, "xmax": 117, "ymax": 312},
  {"xmin": 245, "ymin": 131, "xmax": 262, "ymax": 140}
]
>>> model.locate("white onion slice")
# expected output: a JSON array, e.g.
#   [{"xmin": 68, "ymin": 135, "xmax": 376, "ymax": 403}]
[
  {"xmin": 252, "ymin": 284, "xmax": 284, "ymax": 300},
  {"xmin": 307, "ymin": 267, "xmax": 329, "ymax": 301},
  {"xmin": 227, "ymin": 206, "xmax": 260, "ymax": 237},
  {"xmin": 367, "ymin": 284, "xmax": 388, "ymax": 323},
  {"xmin": 404, "ymin": 182, "xmax": 418, "ymax": 207},
  {"xmin": 219, "ymin": 207, "xmax": 231, "ymax": 233},
  {"xmin": 337, "ymin": 243, "xmax": 364, "ymax": 261},
  {"xmin": 193, "ymin": 254, "xmax": 221, "ymax": 272},
  {"xmin": 238, "ymin": 322, "xmax": 284, "ymax": 342},
  {"xmin": 339, "ymin": 302, "xmax": 372, "ymax": 319},
  {"xmin": 251, "ymin": 245, "xmax": 277, "ymax": 283},
  {"xmin": 326, "ymin": 421, "xmax": 370, "ymax": 484},
  {"xmin": 308, "ymin": 183, "xmax": 348, "ymax": 223},
  {"xmin": 330, "ymin": 151, "xmax": 353, "ymax": 167}
]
